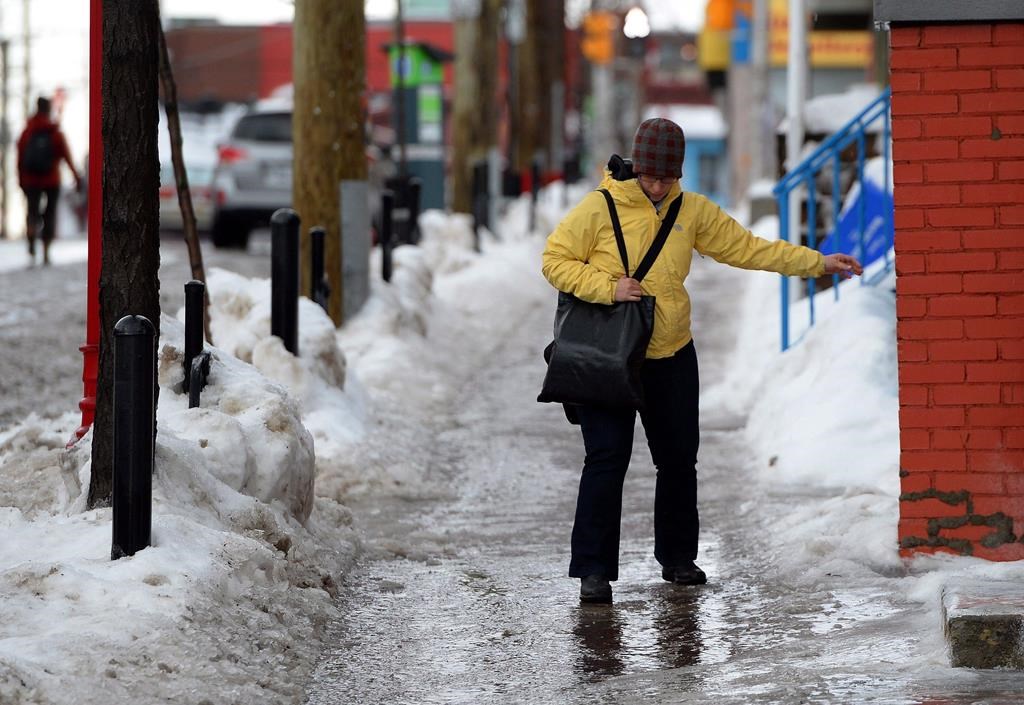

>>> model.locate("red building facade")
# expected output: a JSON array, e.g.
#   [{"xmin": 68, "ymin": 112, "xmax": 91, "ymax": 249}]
[{"xmin": 878, "ymin": 0, "xmax": 1024, "ymax": 559}]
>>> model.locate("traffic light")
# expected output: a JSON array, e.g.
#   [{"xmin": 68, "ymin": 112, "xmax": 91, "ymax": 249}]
[
  {"xmin": 581, "ymin": 11, "xmax": 617, "ymax": 65},
  {"xmin": 705, "ymin": 0, "xmax": 736, "ymax": 30}
]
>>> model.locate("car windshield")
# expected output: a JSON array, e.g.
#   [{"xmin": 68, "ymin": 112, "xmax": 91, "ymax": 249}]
[{"xmin": 232, "ymin": 112, "xmax": 292, "ymax": 143}]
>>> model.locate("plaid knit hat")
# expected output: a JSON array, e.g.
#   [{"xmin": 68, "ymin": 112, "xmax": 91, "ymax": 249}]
[{"xmin": 631, "ymin": 118, "xmax": 685, "ymax": 179}]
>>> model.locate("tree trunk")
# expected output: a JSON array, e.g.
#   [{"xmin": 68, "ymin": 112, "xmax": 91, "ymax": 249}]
[
  {"xmin": 293, "ymin": 0, "xmax": 366, "ymax": 326},
  {"xmin": 542, "ymin": 0, "xmax": 565, "ymax": 173},
  {"xmin": 89, "ymin": 0, "xmax": 162, "ymax": 508},
  {"xmin": 450, "ymin": 11, "xmax": 478, "ymax": 215},
  {"xmin": 515, "ymin": 0, "xmax": 563, "ymax": 173},
  {"xmin": 157, "ymin": 20, "xmax": 211, "ymax": 344},
  {"xmin": 451, "ymin": 0, "xmax": 501, "ymax": 215},
  {"xmin": 514, "ymin": 0, "xmax": 541, "ymax": 172}
]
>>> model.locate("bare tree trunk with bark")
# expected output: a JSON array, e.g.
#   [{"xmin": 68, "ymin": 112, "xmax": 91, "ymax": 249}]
[
  {"xmin": 157, "ymin": 20, "xmax": 212, "ymax": 343},
  {"xmin": 451, "ymin": 0, "xmax": 501, "ymax": 214},
  {"xmin": 89, "ymin": 0, "xmax": 162, "ymax": 508},
  {"xmin": 293, "ymin": 0, "xmax": 367, "ymax": 326}
]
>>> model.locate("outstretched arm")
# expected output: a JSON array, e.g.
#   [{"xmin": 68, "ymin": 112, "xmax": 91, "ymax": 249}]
[
  {"xmin": 823, "ymin": 253, "xmax": 863, "ymax": 279},
  {"xmin": 694, "ymin": 193, "xmax": 863, "ymax": 279}
]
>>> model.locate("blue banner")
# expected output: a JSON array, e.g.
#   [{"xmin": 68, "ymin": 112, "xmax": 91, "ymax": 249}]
[{"xmin": 820, "ymin": 179, "xmax": 894, "ymax": 268}]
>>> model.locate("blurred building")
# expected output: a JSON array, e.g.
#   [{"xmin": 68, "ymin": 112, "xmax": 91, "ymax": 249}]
[
  {"xmin": 698, "ymin": 0, "xmax": 884, "ymax": 204},
  {"xmin": 161, "ymin": 19, "xmax": 456, "ymax": 115},
  {"xmin": 162, "ymin": 18, "xmax": 585, "ymax": 182}
]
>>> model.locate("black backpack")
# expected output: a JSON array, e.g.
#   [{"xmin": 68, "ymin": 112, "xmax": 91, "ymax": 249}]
[{"xmin": 21, "ymin": 129, "xmax": 55, "ymax": 175}]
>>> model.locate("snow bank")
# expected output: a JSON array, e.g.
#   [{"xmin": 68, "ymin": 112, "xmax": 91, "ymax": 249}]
[
  {"xmin": 704, "ymin": 213, "xmax": 1024, "ymax": 598},
  {"xmin": 704, "ymin": 245, "xmax": 902, "ymax": 579},
  {"xmin": 0, "ymin": 312, "xmax": 357, "ymax": 704}
]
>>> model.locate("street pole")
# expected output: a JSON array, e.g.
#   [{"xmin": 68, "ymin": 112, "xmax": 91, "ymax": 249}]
[
  {"xmin": 22, "ymin": 0, "xmax": 29, "ymax": 118},
  {"xmin": 506, "ymin": 0, "xmax": 524, "ymax": 174},
  {"xmin": 1, "ymin": 39, "xmax": 9, "ymax": 240},
  {"xmin": 71, "ymin": 0, "xmax": 102, "ymax": 446},
  {"xmin": 750, "ymin": 0, "xmax": 770, "ymax": 182},
  {"xmin": 785, "ymin": 0, "xmax": 808, "ymax": 313},
  {"xmin": 592, "ymin": 63, "xmax": 613, "ymax": 176},
  {"xmin": 393, "ymin": 0, "xmax": 407, "ymax": 177}
]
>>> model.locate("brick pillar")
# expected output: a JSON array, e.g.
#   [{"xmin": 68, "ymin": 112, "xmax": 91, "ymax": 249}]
[{"xmin": 891, "ymin": 22, "xmax": 1024, "ymax": 560}]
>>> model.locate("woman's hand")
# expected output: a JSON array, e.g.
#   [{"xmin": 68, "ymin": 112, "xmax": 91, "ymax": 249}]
[
  {"xmin": 614, "ymin": 277, "xmax": 643, "ymax": 302},
  {"xmin": 823, "ymin": 253, "xmax": 864, "ymax": 279}
]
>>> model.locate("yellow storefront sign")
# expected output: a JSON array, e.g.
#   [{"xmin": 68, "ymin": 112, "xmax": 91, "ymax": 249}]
[{"xmin": 769, "ymin": 0, "xmax": 872, "ymax": 68}]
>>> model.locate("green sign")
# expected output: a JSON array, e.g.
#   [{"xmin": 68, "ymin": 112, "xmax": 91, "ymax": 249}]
[{"xmin": 388, "ymin": 44, "xmax": 444, "ymax": 88}]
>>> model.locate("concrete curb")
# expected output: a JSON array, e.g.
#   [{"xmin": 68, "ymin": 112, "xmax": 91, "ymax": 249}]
[{"xmin": 943, "ymin": 580, "xmax": 1024, "ymax": 669}]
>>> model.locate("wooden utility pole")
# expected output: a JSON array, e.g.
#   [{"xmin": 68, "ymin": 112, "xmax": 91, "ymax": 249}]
[
  {"xmin": 89, "ymin": 0, "xmax": 162, "ymax": 508},
  {"xmin": 450, "ymin": 0, "xmax": 500, "ymax": 214},
  {"xmin": 514, "ymin": 0, "xmax": 564, "ymax": 174},
  {"xmin": 293, "ymin": 0, "xmax": 366, "ymax": 326},
  {"xmin": 514, "ymin": 0, "xmax": 541, "ymax": 172},
  {"xmin": 542, "ymin": 0, "xmax": 565, "ymax": 174}
]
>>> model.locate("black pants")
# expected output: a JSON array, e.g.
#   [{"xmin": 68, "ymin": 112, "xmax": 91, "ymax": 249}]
[
  {"xmin": 569, "ymin": 341, "xmax": 700, "ymax": 581},
  {"xmin": 24, "ymin": 186, "xmax": 60, "ymax": 243}
]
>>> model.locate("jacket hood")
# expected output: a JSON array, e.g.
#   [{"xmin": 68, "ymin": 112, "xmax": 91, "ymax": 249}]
[{"xmin": 598, "ymin": 170, "xmax": 682, "ymax": 207}]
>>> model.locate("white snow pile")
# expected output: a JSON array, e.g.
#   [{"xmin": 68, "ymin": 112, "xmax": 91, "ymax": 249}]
[
  {"xmin": 703, "ymin": 223, "xmax": 902, "ymax": 580},
  {"xmin": 0, "ymin": 313, "xmax": 358, "ymax": 704},
  {"xmin": 0, "ymin": 188, "xmax": 569, "ymax": 705},
  {"xmin": 778, "ymin": 82, "xmax": 884, "ymax": 135},
  {"xmin": 704, "ymin": 214, "xmax": 1024, "ymax": 595}
]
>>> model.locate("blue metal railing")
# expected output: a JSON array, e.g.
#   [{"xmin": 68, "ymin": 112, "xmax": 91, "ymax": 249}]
[{"xmin": 773, "ymin": 87, "xmax": 893, "ymax": 351}]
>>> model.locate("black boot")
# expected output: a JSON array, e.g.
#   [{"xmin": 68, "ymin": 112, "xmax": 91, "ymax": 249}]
[
  {"xmin": 662, "ymin": 561, "xmax": 707, "ymax": 585},
  {"xmin": 579, "ymin": 575, "xmax": 612, "ymax": 604}
]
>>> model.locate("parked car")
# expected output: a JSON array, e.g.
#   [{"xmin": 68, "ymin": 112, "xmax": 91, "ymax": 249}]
[
  {"xmin": 159, "ymin": 162, "xmax": 215, "ymax": 233},
  {"xmin": 208, "ymin": 99, "xmax": 292, "ymax": 248},
  {"xmin": 210, "ymin": 93, "xmax": 388, "ymax": 249}
]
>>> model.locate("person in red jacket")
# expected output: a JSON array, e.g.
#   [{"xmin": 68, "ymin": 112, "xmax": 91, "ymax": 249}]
[{"xmin": 17, "ymin": 96, "xmax": 81, "ymax": 266}]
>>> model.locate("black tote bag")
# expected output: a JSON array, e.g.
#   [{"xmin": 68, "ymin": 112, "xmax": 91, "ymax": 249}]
[{"xmin": 538, "ymin": 190, "xmax": 683, "ymax": 410}]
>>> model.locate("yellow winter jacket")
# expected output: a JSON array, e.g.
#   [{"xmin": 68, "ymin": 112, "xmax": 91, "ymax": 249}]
[{"xmin": 541, "ymin": 173, "xmax": 825, "ymax": 359}]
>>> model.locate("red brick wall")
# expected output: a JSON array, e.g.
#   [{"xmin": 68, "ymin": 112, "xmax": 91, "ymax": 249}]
[{"xmin": 891, "ymin": 22, "xmax": 1024, "ymax": 560}]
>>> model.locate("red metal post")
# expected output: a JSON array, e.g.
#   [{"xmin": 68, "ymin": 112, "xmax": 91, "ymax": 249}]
[{"xmin": 71, "ymin": 0, "xmax": 102, "ymax": 446}]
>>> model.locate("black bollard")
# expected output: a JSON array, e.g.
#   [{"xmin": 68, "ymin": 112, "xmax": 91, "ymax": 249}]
[
  {"xmin": 408, "ymin": 177, "xmax": 422, "ymax": 245},
  {"xmin": 111, "ymin": 315, "xmax": 156, "ymax": 560},
  {"xmin": 310, "ymin": 226, "xmax": 329, "ymax": 312},
  {"xmin": 471, "ymin": 161, "xmax": 488, "ymax": 253},
  {"xmin": 188, "ymin": 351, "xmax": 212, "ymax": 409},
  {"xmin": 381, "ymin": 190, "xmax": 394, "ymax": 283},
  {"xmin": 270, "ymin": 208, "xmax": 300, "ymax": 356},
  {"xmin": 183, "ymin": 280, "xmax": 205, "ymax": 393}
]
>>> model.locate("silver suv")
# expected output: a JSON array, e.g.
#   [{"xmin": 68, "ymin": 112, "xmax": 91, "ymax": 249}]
[{"xmin": 209, "ymin": 102, "xmax": 292, "ymax": 248}]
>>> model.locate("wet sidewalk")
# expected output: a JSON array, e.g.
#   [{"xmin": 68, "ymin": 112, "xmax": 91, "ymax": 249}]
[{"xmin": 305, "ymin": 256, "xmax": 1024, "ymax": 704}]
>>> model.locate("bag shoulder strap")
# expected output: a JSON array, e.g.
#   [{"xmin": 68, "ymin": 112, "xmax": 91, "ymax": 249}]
[
  {"xmin": 632, "ymin": 194, "xmax": 683, "ymax": 283},
  {"xmin": 597, "ymin": 189, "xmax": 683, "ymax": 282},
  {"xmin": 598, "ymin": 189, "xmax": 629, "ymax": 274}
]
